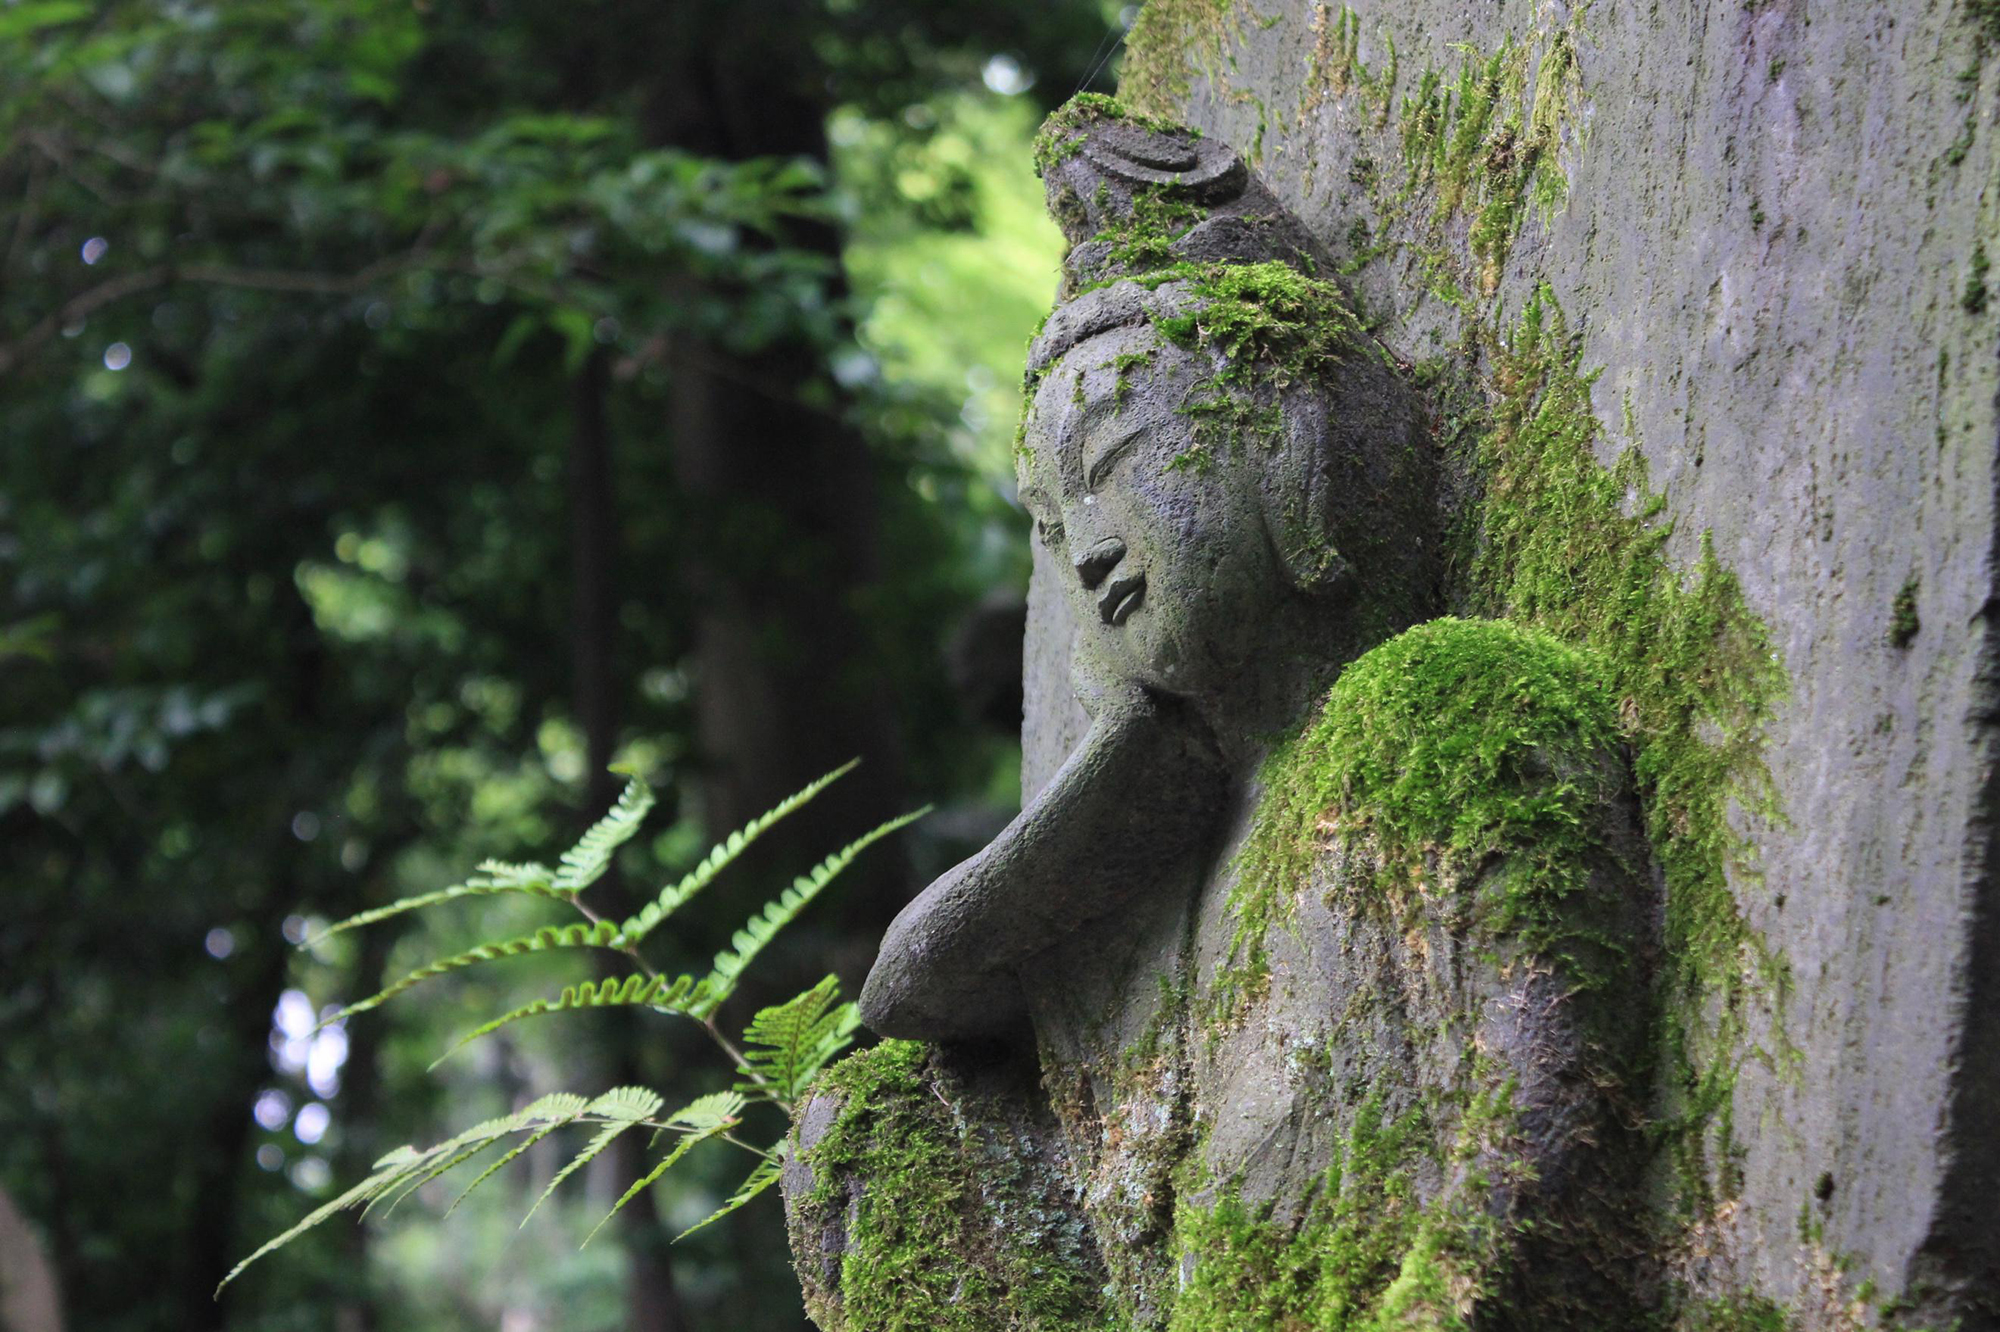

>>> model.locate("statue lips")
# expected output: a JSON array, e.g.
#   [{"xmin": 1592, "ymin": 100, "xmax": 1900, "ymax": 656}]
[{"xmin": 1098, "ymin": 571, "xmax": 1146, "ymax": 625}]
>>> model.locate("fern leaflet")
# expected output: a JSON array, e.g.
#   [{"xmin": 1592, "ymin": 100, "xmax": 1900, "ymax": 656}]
[
  {"xmin": 307, "ymin": 860, "xmax": 561, "ymax": 945},
  {"xmin": 582, "ymin": 1092, "xmax": 745, "ymax": 1247},
  {"xmin": 618, "ymin": 759, "xmax": 858, "ymax": 945},
  {"xmin": 216, "ymin": 1093, "xmax": 594, "ymax": 1293},
  {"xmin": 444, "ymin": 1092, "xmax": 591, "ymax": 1216},
  {"xmin": 736, "ymin": 974, "xmax": 860, "ymax": 1103},
  {"xmin": 329, "ymin": 919, "xmax": 625, "ymax": 1023},
  {"xmin": 430, "ymin": 972, "xmax": 710, "ymax": 1069},
  {"xmin": 675, "ymin": 1154, "xmax": 784, "ymax": 1240},
  {"xmin": 215, "ymin": 1150, "xmax": 418, "ymax": 1295},
  {"xmin": 694, "ymin": 806, "xmax": 928, "ymax": 1018},
  {"xmin": 520, "ymin": 1086, "xmax": 664, "ymax": 1228},
  {"xmin": 554, "ymin": 774, "xmax": 656, "ymax": 894}
]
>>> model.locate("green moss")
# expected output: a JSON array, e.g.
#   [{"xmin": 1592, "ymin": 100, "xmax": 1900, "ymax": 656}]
[
  {"xmin": 1891, "ymin": 576, "xmax": 1921, "ymax": 648},
  {"xmin": 1154, "ymin": 260, "xmax": 1367, "ymax": 465},
  {"xmin": 1120, "ymin": 0, "xmax": 1242, "ymax": 120},
  {"xmin": 1020, "ymin": 259, "xmax": 1365, "ymax": 473},
  {"xmin": 1394, "ymin": 24, "xmax": 1584, "ymax": 294},
  {"xmin": 798, "ymin": 1041, "xmax": 1111, "ymax": 1332},
  {"xmin": 1167, "ymin": 1080, "xmax": 1527, "ymax": 1332},
  {"xmin": 1215, "ymin": 616, "xmax": 1622, "ymax": 1017},
  {"xmin": 1962, "ymin": 239, "xmax": 1989, "ymax": 314},
  {"xmin": 1471, "ymin": 287, "xmax": 1782, "ymax": 1013},
  {"xmin": 1097, "ymin": 185, "xmax": 1207, "ymax": 270},
  {"xmin": 1033, "ymin": 92, "xmax": 1195, "ymax": 177},
  {"xmin": 1679, "ymin": 1295, "xmax": 1792, "ymax": 1332}
]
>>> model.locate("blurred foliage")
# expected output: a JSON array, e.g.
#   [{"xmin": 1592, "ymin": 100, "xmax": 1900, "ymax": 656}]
[{"xmin": 0, "ymin": 0, "xmax": 1108, "ymax": 1328}]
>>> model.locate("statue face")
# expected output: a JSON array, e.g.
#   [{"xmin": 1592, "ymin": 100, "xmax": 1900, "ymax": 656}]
[{"xmin": 1018, "ymin": 322, "xmax": 1295, "ymax": 699}]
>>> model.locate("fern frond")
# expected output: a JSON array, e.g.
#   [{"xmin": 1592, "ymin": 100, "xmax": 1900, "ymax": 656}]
[
  {"xmin": 554, "ymin": 774, "xmax": 656, "ymax": 894},
  {"xmin": 520, "ymin": 1086, "xmax": 665, "ymax": 1228},
  {"xmin": 618, "ymin": 759, "xmax": 859, "ymax": 945},
  {"xmin": 217, "ymin": 1093, "xmax": 592, "ymax": 1293},
  {"xmin": 329, "ymin": 919, "xmax": 625, "ymax": 1024},
  {"xmin": 582, "ymin": 1092, "xmax": 746, "ymax": 1247},
  {"xmin": 216, "ymin": 1149, "xmax": 418, "ymax": 1294},
  {"xmin": 359, "ymin": 1095, "xmax": 588, "ymax": 1221},
  {"xmin": 694, "ymin": 806, "xmax": 928, "ymax": 1018},
  {"xmin": 444, "ymin": 1092, "xmax": 592, "ymax": 1216},
  {"xmin": 736, "ymin": 975, "xmax": 860, "ymax": 1103},
  {"xmin": 675, "ymin": 1154, "xmax": 783, "ymax": 1241},
  {"xmin": 306, "ymin": 860, "xmax": 561, "ymax": 945},
  {"xmin": 429, "ymin": 973, "xmax": 709, "ymax": 1069}
]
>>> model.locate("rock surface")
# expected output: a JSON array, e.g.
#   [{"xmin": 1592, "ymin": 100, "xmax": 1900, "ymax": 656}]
[{"xmin": 1005, "ymin": 2, "xmax": 1997, "ymax": 1324}]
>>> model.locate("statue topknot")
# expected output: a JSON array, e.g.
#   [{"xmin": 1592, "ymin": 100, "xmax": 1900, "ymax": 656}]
[{"xmin": 1032, "ymin": 94, "xmax": 1327, "ymax": 301}]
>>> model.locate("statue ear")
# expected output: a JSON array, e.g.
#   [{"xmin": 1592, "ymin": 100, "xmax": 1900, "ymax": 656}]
[{"xmin": 1259, "ymin": 391, "xmax": 1354, "ymax": 597}]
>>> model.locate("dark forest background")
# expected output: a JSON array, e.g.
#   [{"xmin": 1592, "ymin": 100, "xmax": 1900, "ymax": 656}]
[{"xmin": 0, "ymin": 2, "xmax": 1125, "ymax": 1327}]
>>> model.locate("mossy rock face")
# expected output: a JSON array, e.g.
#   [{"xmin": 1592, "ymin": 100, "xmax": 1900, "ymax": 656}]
[
  {"xmin": 784, "ymin": 1040, "xmax": 1112, "ymax": 1332},
  {"xmin": 1180, "ymin": 617, "xmax": 1661, "ymax": 1332}
]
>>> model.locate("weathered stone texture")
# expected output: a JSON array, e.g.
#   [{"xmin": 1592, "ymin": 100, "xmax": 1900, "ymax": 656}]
[{"xmin": 1007, "ymin": 1, "xmax": 1998, "ymax": 1322}]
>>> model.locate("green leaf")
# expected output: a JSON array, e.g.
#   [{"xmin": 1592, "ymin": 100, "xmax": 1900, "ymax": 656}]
[
  {"xmin": 217, "ymin": 1092, "xmax": 594, "ymax": 1293},
  {"xmin": 582, "ymin": 1092, "xmax": 746, "ymax": 1246},
  {"xmin": 695, "ymin": 806, "xmax": 929, "ymax": 1018},
  {"xmin": 521, "ymin": 1086, "xmax": 664, "ymax": 1227},
  {"xmin": 0, "ymin": 2, "xmax": 90, "ymax": 42},
  {"xmin": 328, "ymin": 918, "xmax": 624, "ymax": 1023},
  {"xmin": 429, "ymin": 972, "xmax": 708, "ymax": 1069},
  {"xmin": 216, "ymin": 1150, "xmax": 416, "ymax": 1295},
  {"xmin": 619, "ymin": 759, "xmax": 858, "ymax": 944},
  {"xmin": 736, "ymin": 975, "xmax": 860, "ymax": 1103},
  {"xmin": 306, "ymin": 860, "xmax": 561, "ymax": 945},
  {"xmin": 445, "ymin": 1093, "xmax": 592, "ymax": 1216},
  {"xmin": 554, "ymin": 773, "xmax": 655, "ymax": 894},
  {"xmin": 675, "ymin": 1155, "xmax": 783, "ymax": 1241}
]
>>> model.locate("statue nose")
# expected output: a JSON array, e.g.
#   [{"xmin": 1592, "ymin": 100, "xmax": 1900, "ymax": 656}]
[{"xmin": 1073, "ymin": 536, "xmax": 1126, "ymax": 590}]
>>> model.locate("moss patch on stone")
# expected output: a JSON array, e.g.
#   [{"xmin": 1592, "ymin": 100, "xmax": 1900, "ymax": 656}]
[
  {"xmin": 1468, "ymin": 287, "xmax": 1783, "ymax": 1030},
  {"xmin": 1215, "ymin": 616, "xmax": 1622, "ymax": 1016},
  {"xmin": 1034, "ymin": 92, "xmax": 1194, "ymax": 177},
  {"xmin": 1167, "ymin": 1081, "xmax": 1525, "ymax": 1332},
  {"xmin": 1155, "ymin": 260, "xmax": 1366, "ymax": 467},
  {"xmin": 1120, "ymin": 0, "xmax": 1245, "ymax": 121},
  {"xmin": 1396, "ymin": 23, "xmax": 1585, "ymax": 295},
  {"xmin": 796, "ymin": 1041, "xmax": 1112, "ymax": 1332}
]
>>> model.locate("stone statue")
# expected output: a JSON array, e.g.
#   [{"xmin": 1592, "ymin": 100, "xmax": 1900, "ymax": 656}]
[{"xmin": 787, "ymin": 96, "xmax": 1658, "ymax": 1332}]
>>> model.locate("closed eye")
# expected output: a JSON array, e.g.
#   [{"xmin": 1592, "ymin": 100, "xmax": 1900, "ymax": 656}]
[
  {"xmin": 1036, "ymin": 517, "xmax": 1066, "ymax": 548},
  {"xmin": 1085, "ymin": 427, "xmax": 1142, "ymax": 491}
]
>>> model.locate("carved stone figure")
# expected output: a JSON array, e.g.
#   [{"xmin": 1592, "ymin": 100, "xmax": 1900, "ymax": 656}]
[{"xmin": 787, "ymin": 96, "xmax": 1657, "ymax": 1332}]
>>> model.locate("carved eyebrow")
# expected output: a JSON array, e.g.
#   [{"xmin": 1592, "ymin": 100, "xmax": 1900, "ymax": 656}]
[
  {"xmin": 1018, "ymin": 484, "xmax": 1053, "ymax": 514},
  {"xmin": 1085, "ymin": 424, "xmax": 1143, "ymax": 491}
]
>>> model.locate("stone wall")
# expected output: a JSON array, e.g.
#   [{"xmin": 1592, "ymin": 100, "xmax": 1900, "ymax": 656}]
[{"xmin": 1019, "ymin": 1, "xmax": 1999, "ymax": 1322}]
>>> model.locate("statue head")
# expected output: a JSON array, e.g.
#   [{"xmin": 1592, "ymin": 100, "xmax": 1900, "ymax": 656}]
[
  {"xmin": 854, "ymin": 100, "xmax": 1440, "ymax": 1045},
  {"xmin": 1021, "ymin": 97, "xmax": 1435, "ymax": 737}
]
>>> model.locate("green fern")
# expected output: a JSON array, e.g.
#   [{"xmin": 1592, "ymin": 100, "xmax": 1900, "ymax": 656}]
[
  {"xmin": 430, "ymin": 972, "xmax": 710, "ymax": 1069},
  {"xmin": 521, "ymin": 1086, "xmax": 664, "ymax": 1227},
  {"xmin": 327, "ymin": 918, "xmax": 625, "ymax": 1023},
  {"xmin": 443, "ymin": 1092, "xmax": 591, "ymax": 1216},
  {"xmin": 584, "ymin": 1091, "xmax": 747, "ymax": 1246},
  {"xmin": 618, "ymin": 759, "xmax": 858, "ymax": 944},
  {"xmin": 226, "ymin": 760, "xmax": 927, "ymax": 1296},
  {"xmin": 676, "ymin": 1155, "xmax": 784, "ymax": 1240},
  {"xmin": 694, "ymin": 805, "xmax": 929, "ymax": 1018},
  {"xmin": 736, "ymin": 974, "xmax": 860, "ymax": 1104},
  {"xmin": 307, "ymin": 860, "xmax": 564, "ymax": 944},
  {"xmin": 553, "ymin": 774, "xmax": 655, "ymax": 893}
]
